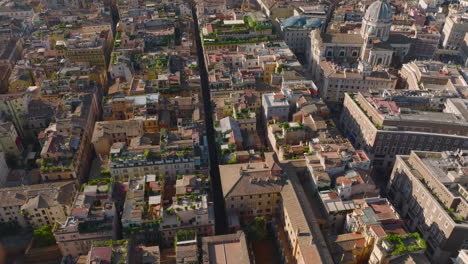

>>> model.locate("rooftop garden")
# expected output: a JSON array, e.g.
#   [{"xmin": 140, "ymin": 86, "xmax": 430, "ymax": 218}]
[
  {"xmin": 112, "ymin": 146, "xmax": 195, "ymax": 162},
  {"xmin": 277, "ymin": 122, "xmax": 304, "ymax": 131},
  {"xmin": 92, "ymin": 239, "xmax": 128, "ymax": 264},
  {"xmin": 244, "ymin": 16, "xmax": 273, "ymax": 31},
  {"xmin": 81, "ymin": 177, "xmax": 114, "ymax": 193},
  {"xmin": 383, "ymin": 233, "xmax": 426, "ymax": 256},
  {"xmin": 40, "ymin": 158, "xmax": 75, "ymax": 173},
  {"xmin": 175, "ymin": 230, "xmax": 196, "ymax": 246},
  {"xmin": 282, "ymin": 145, "xmax": 311, "ymax": 160},
  {"xmin": 419, "ymin": 178, "xmax": 467, "ymax": 224},
  {"xmin": 350, "ymin": 94, "xmax": 383, "ymax": 130},
  {"xmin": 234, "ymin": 108, "xmax": 254, "ymax": 119},
  {"xmin": 114, "ymin": 31, "xmax": 122, "ymax": 47},
  {"xmin": 78, "ymin": 220, "xmax": 113, "ymax": 234},
  {"xmin": 219, "ymin": 143, "xmax": 236, "ymax": 157},
  {"xmin": 93, "ymin": 239, "xmax": 128, "ymax": 248},
  {"xmin": 204, "ymin": 36, "xmax": 270, "ymax": 46}
]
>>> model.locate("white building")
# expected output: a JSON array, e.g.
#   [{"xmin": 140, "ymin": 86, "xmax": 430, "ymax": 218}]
[
  {"xmin": 277, "ymin": 16, "xmax": 323, "ymax": 54},
  {"xmin": 442, "ymin": 14, "xmax": 468, "ymax": 50},
  {"xmin": 262, "ymin": 93, "xmax": 290, "ymax": 123},
  {"xmin": 454, "ymin": 250, "xmax": 468, "ymax": 264}
]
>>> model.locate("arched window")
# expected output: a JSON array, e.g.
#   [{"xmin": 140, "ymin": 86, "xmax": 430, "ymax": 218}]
[
  {"xmin": 377, "ymin": 58, "xmax": 383, "ymax": 65},
  {"xmin": 339, "ymin": 51, "xmax": 345, "ymax": 57}
]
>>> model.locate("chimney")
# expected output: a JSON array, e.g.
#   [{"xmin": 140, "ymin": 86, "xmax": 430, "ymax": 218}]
[{"xmin": 293, "ymin": 228, "xmax": 300, "ymax": 258}]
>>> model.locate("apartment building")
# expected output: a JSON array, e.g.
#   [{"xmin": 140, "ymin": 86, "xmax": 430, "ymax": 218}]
[
  {"xmin": 386, "ymin": 150, "xmax": 468, "ymax": 263},
  {"xmin": 409, "ymin": 26, "xmax": 440, "ymax": 60},
  {"xmin": 233, "ymin": 106, "xmax": 257, "ymax": 133},
  {"xmin": 315, "ymin": 61, "xmax": 397, "ymax": 103},
  {"xmin": 219, "ymin": 116, "xmax": 244, "ymax": 150},
  {"xmin": 267, "ymin": 121, "xmax": 308, "ymax": 159},
  {"xmin": 196, "ymin": 0, "xmax": 226, "ymax": 16},
  {"xmin": 56, "ymin": 30, "xmax": 113, "ymax": 69},
  {"xmin": 0, "ymin": 38, "xmax": 22, "ymax": 69},
  {"xmin": 40, "ymin": 66, "xmax": 105, "ymax": 100},
  {"xmin": 0, "ymin": 181, "xmax": 76, "ymax": 228},
  {"xmin": 102, "ymin": 93, "xmax": 160, "ymax": 121},
  {"xmin": 109, "ymin": 141, "xmax": 198, "ymax": 182},
  {"xmin": 0, "ymin": 4, "xmax": 34, "ymax": 21},
  {"xmin": 305, "ymin": 148, "xmax": 371, "ymax": 192},
  {"xmin": 201, "ymin": 231, "xmax": 252, "ymax": 264},
  {"xmin": 82, "ymin": 240, "xmax": 130, "ymax": 264},
  {"xmin": 262, "ymin": 93, "xmax": 290, "ymax": 123},
  {"xmin": 0, "ymin": 93, "xmax": 31, "ymax": 138},
  {"xmin": 121, "ymin": 174, "xmax": 163, "ymax": 241},
  {"xmin": 91, "ymin": 120, "xmax": 144, "ymax": 155},
  {"xmin": 0, "ymin": 121, "xmax": 23, "ymax": 156},
  {"xmin": 442, "ymin": 13, "xmax": 468, "ymax": 50},
  {"xmin": 219, "ymin": 152, "xmax": 284, "ymax": 224},
  {"xmin": 26, "ymin": 99, "xmax": 55, "ymax": 138},
  {"xmin": 399, "ymin": 60, "xmax": 461, "ymax": 92},
  {"xmin": 160, "ymin": 193, "xmax": 215, "ymax": 247},
  {"xmin": 340, "ymin": 92, "xmax": 468, "ymax": 169},
  {"xmin": 53, "ymin": 179, "xmax": 117, "ymax": 257},
  {"xmin": 277, "ymin": 162, "xmax": 335, "ymax": 264},
  {"xmin": 39, "ymin": 93, "xmax": 99, "ymax": 182}
]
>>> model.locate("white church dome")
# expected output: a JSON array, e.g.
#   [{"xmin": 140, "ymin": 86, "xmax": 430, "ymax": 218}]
[{"xmin": 364, "ymin": 0, "xmax": 393, "ymax": 23}]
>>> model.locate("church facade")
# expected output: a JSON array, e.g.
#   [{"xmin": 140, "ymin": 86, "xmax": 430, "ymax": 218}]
[{"xmin": 307, "ymin": 0, "xmax": 412, "ymax": 73}]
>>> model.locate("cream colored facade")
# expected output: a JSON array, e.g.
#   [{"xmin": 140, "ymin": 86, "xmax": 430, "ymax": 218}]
[
  {"xmin": 0, "ymin": 121, "xmax": 23, "ymax": 157},
  {"xmin": 0, "ymin": 181, "xmax": 75, "ymax": 228},
  {"xmin": 340, "ymin": 93, "xmax": 468, "ymax": 169},
  {"xmin": 0, "ymin": 93, "xmax": 31, "ymax": 137},
  {"xmin": 91, "ymin": 120, "xmax": 144, "ymax": 155},
  {"xmin": 442, "ymin": 14, "xmax": 468, "ymax": 50},
  {"xmin": 219, "ymin": 153, "xmax": 284, "ymax": 223},
  {"xmin": 316, "ymin": 61, "xmax": 397, "ymax": 102},
  {"xmin": 225, "ymin": 192, "xmax": 282, "ymax": 221},
  {"xmin": 277, "ymin": 163, "xmax": 335, "ymax": 264}
]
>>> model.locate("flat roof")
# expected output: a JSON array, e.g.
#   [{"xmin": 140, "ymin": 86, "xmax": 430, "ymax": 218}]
[{"xmin": 209, "ymin": 241, "xmax": 242, "ymax": 264}]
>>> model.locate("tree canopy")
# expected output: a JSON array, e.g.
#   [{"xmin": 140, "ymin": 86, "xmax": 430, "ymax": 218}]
[
  {"xmin": 245, "ymin": 217, "xmax": 267, "ymax": 241},
  {"xmin": 33, "ymin": 225, "xmax": 56, "ymax": 247}
]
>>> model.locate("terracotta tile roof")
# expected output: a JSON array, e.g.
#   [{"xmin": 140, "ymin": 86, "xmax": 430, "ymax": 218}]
[{"xmin": 280, "ymin": 162, "xmax": 334, "ymax": 264}]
